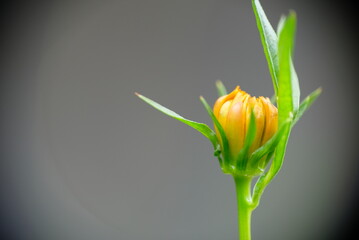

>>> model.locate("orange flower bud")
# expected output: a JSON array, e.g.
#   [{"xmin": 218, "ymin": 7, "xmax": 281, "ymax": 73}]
[{"xmin": 213, "ymin": 86, "xmax": 278, "ymax": 158}]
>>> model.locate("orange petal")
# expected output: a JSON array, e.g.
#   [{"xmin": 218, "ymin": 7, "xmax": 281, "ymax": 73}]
[
  {"xmin": 260, "ymin": 97, "xmax": 278, "ymax": 145},
  {"xmin": 213, "ymin": 86, "xmax": 240, "ymax": 118},
  {"xmin": 249, "ymin": 98, "xmax": 265, "ymax": 153},
  {"xmin": 226, "ymin": 92, "xmax": 249, "ymax": 157}
]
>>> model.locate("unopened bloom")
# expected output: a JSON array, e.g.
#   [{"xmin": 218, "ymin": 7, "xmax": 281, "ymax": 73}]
[{"xmin": 213, "ymin": 86, "xmax": 278, "ymax": 159}]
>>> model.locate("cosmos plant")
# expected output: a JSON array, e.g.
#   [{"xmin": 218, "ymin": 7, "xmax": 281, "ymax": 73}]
[{"xmin": 136, "ymin": 0, "xmax": 321, "ymax": 239}]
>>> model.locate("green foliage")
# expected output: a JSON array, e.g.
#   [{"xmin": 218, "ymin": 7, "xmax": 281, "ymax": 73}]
[
  {"xmin": 277, "ymin": 12, "xmax": 300, "ymax": 117},
  {"xmin": 136, "ymin": 0, "xmax": 321, "ymax": 211},
  {"xmin": 251, "ymin": 1, "xmax": 320, "ymax": 206},
  {"xmin": 252, "ymin": 0, "xmax": 279, "ymax": 94},
  {"xmin": 251, "ymin": 6, "xmax": 299, "ymax": 206},
  {"xmin": 199, "ymin": 96, "xmax": 230, "ymax": 169},
  {"xmin": 136, "ymin": 93, "xmax": 218, "ymax": 149},
  {"xmin": 292, "ymin": 87, "xmax": 322, "ymax": 126},
  {"xmin": 249, "ymin": 120, "xmax": 290, "ymax": 169}
]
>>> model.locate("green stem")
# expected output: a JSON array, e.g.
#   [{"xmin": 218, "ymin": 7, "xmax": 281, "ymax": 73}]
[{"xmin": 234, "ymin": 176, "xmax": 253, "ymax": 240}]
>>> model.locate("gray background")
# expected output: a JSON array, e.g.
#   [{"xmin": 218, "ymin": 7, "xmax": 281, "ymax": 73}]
[{"xmin": 1, "ymin": 0, "xmax": 358, "ymax": 239}]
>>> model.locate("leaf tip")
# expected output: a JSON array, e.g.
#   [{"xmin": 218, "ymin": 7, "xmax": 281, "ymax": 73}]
[
  {"xmin": 288, "ymin": 10, "xmax": 297, "ymax": 22},
  {"xmin": 199, "ymin": 95, "xmax": 206, "ymax": 103},
  {"xmin": 316, "ymin": 87, "xmax": 323, "ymax": 94},
  {"xmin": 134, "ymin": 92, "xmax": 141, "ymax": 97}
]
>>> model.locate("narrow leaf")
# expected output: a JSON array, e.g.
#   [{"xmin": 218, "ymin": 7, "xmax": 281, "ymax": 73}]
[
  {"xmin": 269, "ymin": 123, "xmax": 291, "ymax": 176},
  {"xmin": 199, "ymin": 96, "xmax": 230, "ymax": 165},
  {"xmin": 292, "ymin": 87, "xmax": 322, "ymax": 126},
  {"xmin": 136, "ymin": 93, "xmax": 218, "ymax": 148},
  {"xmin": 277, "ymin": 13, "xmax": 297, "ymax": 124},
  {"xmin": 252, "ymin": 122, "xmax": 291, "ymax": 207},
  {"xmin": 278, "ymin": 13, "xmax": 300, "ymax": 111},
  {"xmin": 268, "ymin": 13, "xmax": 297, "ymax": 178},
  {"xmin": 259, "ymin": 150, "xmax": 274, "ymax": 171},
  {"xmin": 249, "ymin": 119, "xmax": 290, "ymax": 168},
  {"xmin": 252, "ymin": 0, "xmax": 279, "ymax": 94},
  {"xmin": 278, "ymin": 12, "xmax": 300, "ymax": 119},
  {"xmin": 216, "ymin": 80, "xmax": 228, "ymax": 97},
  {"xmin": 252, "ymin": 14, "xmax": 298, "ymax": 205}
]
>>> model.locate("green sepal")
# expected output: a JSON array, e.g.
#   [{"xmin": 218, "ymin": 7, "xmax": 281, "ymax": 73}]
[
  {"xmin": 259, "ymin": 150, "xmax": 274, "ymax": 171},
  {"xmin": 214, "ymin": 144, "xmax": 221, "ymax": 157},
  {"xmin": 136, "ymin": 93, "xmax": 218, "ymax": 148},
  {"xmin": 216, "ymin": 80, "xmax": 228, "ymax": 97},
  {"xmin": 249, "ymin": 119, "xmax": 290, "ymax": 169},
  {"xmin": 236, "ymin": 110, "xmax": 257, "ymax": 171},
  {"xmin": 251, "ymin": 122, "xmax": 292, "ymax": 208},
  {"xmin": 292, "ymin": 87, "xmax": 322, "ymax": 126},
  {"xmin": 199, "ymin": 96, "xmax": 231, "ymax": 168},
  {"xmin": 213, "ymin": 144, "xmax": 223, "ymax": 167}
]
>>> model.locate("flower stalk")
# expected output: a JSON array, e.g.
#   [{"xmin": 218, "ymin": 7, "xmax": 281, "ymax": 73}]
[{"xmin": 234, "ymin": 176, "xmax": 254, "ymax": 240}]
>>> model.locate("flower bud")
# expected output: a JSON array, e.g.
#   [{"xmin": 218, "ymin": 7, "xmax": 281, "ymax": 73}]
[{"xmin": 213, "ymin": 86, "xmax": 278, "ymax": 159}]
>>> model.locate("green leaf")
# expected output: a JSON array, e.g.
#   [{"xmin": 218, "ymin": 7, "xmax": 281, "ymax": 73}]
[
  {"xmin": 252, "ymin": 0, "xmax": 279, "ymax": 95},
  {"xmin": 277, "ymin": 13, "xmax": 297, "ymax": 124},
  {"xmin": 237, "ymin": 110, "xmax": 257, "ymax": 170},
  {"xmin": 259, "ymin": 150, "xmax": 274, "ymax": 171},
  {"xmin": 216, "ymin": 80, "xmax": 228, "ymax": 97},
  {"xmin": 249, "ymin": 119, "xmax": 290, "ymax": 168},
  {"xmin": 292, "ymin": 87, "xmax": 322, "ymax": 126},
  {"xmin": 252, "ymin": 13, "xmax": 298, "ymax": 207},
  {"xmin": 251, "ymin": 122, "xmax": 291, "ymax": 208},
  {"xmin": 267, "ymin": 13, "xmax": 297, "ymax": 178},
  {"xmin": 136, "ymin": 93, "xmax": 218, "ymax": 148},
  {"xmin": 199, "ymin": 96, "xmax": 230, "ymax": 166},
  {"xmin": 278, "ymin": 12, "xmax": 300, "ymax": 118},
  {"xmin": 278, "ymin": 13, "xmax": 300, "ymax": 111}
]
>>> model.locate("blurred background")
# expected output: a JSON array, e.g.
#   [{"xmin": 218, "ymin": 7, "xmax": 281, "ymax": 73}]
[{"xmin": 1, "ymin": 0, "xmax": 358, "ymax": 239}]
